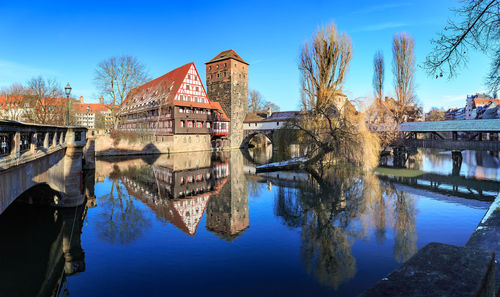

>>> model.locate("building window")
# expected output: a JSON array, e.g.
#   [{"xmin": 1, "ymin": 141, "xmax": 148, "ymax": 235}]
[
  {"xmin": 186, "ymin": 85, "xmax": 190, "ymax": 90},
  {"xmin": 216, "ymin": 64, "xmax": 219, "ymax": 69},
  {"xmin": 179, "ymin": 108, "xmax": 184, "ymax": 113},
  {"xmin": 188, "ymin": 121, "xmax": 193, "ymax": 128},
  {"xmin": 209, "ymin": 66, "xmax": 211, "ymax": 71},
  {"xmin": 217, "ymin": 74, "xmax": 219, "ymax": 78},
  {"xmin": 180, "ymin": 121, "xmax": 185, "ymax": 128},
  {"xmin": 206, "ymin": 122, "xmax": 211, "ymax": 128},
  {"xmin": 196, "ymin": 87, "xmax": 199, "ymax": 91},
  {"xmin": 180, "ymin": 95, "xmax": 183, "ymax": 101},
  {"xmin": 277, "ymin": 122, "xmax": 279, "ymax": 126},
  {"xmin": 224, "ymin": 63, "xmax": 227, "ymax": 67}
]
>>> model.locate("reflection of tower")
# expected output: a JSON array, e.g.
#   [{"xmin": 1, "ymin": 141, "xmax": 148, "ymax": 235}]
[
  {"xmin": 206, "ymin": 150, "xmax": 249, "ymax": 240},
  {"xmin": 206, "ymin": 50, "xmax": 249, "ymax": 147}
]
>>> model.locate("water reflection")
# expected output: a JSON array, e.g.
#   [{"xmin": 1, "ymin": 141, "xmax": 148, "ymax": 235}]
[
  {"xmin": 271, "ymin": 168, "xmax": 418, "ymax": 289},
  {"xmin": 0, "ymin": 149, "xmax": 495, "ymax": 297},
  {"xmin": 0, "ymin": 191, "xmax": 87, "ymax": 297}
]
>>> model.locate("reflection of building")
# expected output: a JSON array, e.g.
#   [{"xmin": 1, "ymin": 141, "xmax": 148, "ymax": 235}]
[
  {"xmin": 119, "ymin": 156, "xmax": 229, "ymax": 236},
  {"xmin": 206, "ymin": 151, "xmax": 249, "ymax": 240}
]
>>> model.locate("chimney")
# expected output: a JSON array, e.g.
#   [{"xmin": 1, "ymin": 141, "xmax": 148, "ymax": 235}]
[
  {"xmin": 99, "ymin": 95, "xmax": 104, "ymax": 105},
  {"xmin": 79, "ymin": 96, "xmax": 84, "ymax": 103},
  {"xmin": 266, "ymin": 106, "xmax": 272, "ymax": 118}
]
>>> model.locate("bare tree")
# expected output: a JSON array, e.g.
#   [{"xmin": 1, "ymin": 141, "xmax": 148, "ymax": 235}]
[
  {"xmin": 373, "ymin": 51, "xmax": 385, "ymax": 102},
  {"xmin": 248, "ymin": 89, "xmax": 280, "ymax": 113},
  {"xmin": 0, "ymin": 83, "xmax": 29, "ymax": 121},
  {"xmin": 288, "ymin": 23, "xmax": 379, "ymax": 173},
  {"xmin": 365, "ymin": 51, "xmax": 399, "ymax": 151},
  {"xmin": 424, "ymin": 0, "xmax": 499, "ymax": 93},
  {"xmin": 248, "ymin": 89, "xmax": 263, "ymax": 112},
  {"xmin": 26, "ymin": 76, "xmax": 65, "ymax": 125},
  {"xmin": 94, "ymin": 56, "xmax": 150, "ymax": 128},
  {"xmin": 393, "ymin": 33, "xmax": 417, "ymax": 125}
]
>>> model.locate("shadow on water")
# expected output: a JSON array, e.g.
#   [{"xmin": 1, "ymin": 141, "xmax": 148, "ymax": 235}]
[{"xmin": 0, "ymin": 186, "xmax": 87, "ymax": 297}]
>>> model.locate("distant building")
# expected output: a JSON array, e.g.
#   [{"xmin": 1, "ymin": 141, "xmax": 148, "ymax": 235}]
[
  {"xmin": 73, "ymin": 96, "xmax": 117, "ymax": 130},
  {"xmin": 465, "ymin": 93, "xmax": 499, "ymax": 120},
  {"xmin": 243, "ymin": 110, "xmax": 300, "ymax": 130}
]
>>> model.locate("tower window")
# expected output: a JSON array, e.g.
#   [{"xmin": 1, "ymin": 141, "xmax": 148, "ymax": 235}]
[
  {"xmin": 224, "ymin": 63, "xmax": 227, "ymax": 67},
  {"xmin": 209, "ymin": 66, "xmax": 212, "ymax": 71},
  {"xmin": 217, "ymin": 64, "xmax": 219, "ymax": 69}
]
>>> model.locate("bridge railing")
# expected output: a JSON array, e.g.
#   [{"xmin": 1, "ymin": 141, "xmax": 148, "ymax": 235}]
[{"xmin": 0, "ymin": 120, "xmax": 87, "ymax": 167}]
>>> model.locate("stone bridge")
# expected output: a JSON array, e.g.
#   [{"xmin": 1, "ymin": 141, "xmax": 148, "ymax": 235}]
[
  {"xmin": 242, "ymin": 111, "xmax": 299, "ymax": 147},
  {"xmin": 0, "ymin": 120, "xmax": 88, "ymax": 215},
  {"xmin": 242, "ymin": 129, "xmax": 275, "ymax": 147}
]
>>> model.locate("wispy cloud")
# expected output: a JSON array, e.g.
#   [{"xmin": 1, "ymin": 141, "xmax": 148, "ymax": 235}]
[
  {"xmin": 353, "ymin": 22, "xmax": 407, "ymax": 32},
  {"xmin": 0, "ymin": 60, "xmax": 58, "ymax": 86},
  {"xmin": 352, "ymin": 2, "xmax": 413, "ymax": 15}
]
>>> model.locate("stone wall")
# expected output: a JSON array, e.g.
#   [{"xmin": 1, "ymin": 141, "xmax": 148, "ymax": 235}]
[
  {"xmin": 206, "ymin": 58, "xmax": 248, "ymax": 148},
  {"xmin": 94, "ymin": 133, "xmax": 212, "ymax": 156}
]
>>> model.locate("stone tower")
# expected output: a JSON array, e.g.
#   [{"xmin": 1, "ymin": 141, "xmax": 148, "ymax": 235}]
[{"xmin": 206, "ymin": 50, "xmax": 248, "ymax": 148}]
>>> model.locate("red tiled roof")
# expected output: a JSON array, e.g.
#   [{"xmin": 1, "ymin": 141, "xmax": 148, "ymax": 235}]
[
  {"xmin": 210, "ymin": 101, "xmax": 230, "ymax": 121},
  {"xmin": 74, "ymin": 103, "xmax": 116, "ymax": 113},
  {"xmin": 0, "ymin": 95, "xmax": 24, "ymax": 108},
  {"xmin": 206, "ymin": 49, "xmax": 249, "ymax": 65},
  {"xmin": 122, "ymin": 62, "xmax": 197, "ymax": 109}
]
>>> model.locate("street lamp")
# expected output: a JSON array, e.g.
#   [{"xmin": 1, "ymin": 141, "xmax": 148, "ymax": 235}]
[{"xmin": 65, "ymin": 83, "xmax": 72, "ymax": 126}]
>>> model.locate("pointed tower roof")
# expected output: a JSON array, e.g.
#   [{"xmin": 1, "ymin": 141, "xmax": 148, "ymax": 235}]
[{"xmin": 206, "ymin": 49, "xmax": 249, "ymax": 65}]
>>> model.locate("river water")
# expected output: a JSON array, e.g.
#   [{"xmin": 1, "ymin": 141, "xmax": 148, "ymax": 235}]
[{"xmin": 1, "ymin": 148, "xmax": 499, "ymax": 297}]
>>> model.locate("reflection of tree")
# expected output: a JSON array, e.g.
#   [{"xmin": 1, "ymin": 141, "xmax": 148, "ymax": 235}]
[
  {"xmin": 96, "ymin": 178, "xmax": 151, "ymax": 245},
  {"xmin": 274, "ymin": 168, "xmax": 419, "ymax": 289},
  {"xmin": 274, "ymin": 168, "xmax": 365, "ymax": 289},
  {"xmin": 391, "ymin": 188, "xmax": 417, "ymax": 263}
]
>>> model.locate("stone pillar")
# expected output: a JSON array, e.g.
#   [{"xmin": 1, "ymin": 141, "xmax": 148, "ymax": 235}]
[
  {"xmin": 59, "ymin": 128, "xmax": 87, "ymax": 207},
  {"xmin": 452, "ymin": 150, "xmax": 462, "ymax": 176},
  {"xmin": 393, "ymin": 146, "xmax": 407, "ymax": 168}
]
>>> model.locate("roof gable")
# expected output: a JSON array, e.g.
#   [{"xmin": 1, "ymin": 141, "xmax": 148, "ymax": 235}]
[{"xmin": 121, "ymin": 62, "xmax": 193, "ymax": 111}]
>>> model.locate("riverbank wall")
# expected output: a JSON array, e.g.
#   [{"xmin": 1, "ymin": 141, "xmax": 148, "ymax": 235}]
[{"xmin": 92, "ymin": 134, "xmax": 213, "ymax": 156}]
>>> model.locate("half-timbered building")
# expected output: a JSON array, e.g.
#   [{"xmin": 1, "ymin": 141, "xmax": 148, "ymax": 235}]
[{"xmin": 117, "ymin": 62, "xmax": 229, "ymax": 144}]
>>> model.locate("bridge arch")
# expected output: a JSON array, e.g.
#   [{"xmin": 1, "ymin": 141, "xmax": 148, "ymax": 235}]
[
  {"xmin": 242, "ymin": 130, "xmax": 274, "ymax": 148},
  {"xmin": 0, "ymin": 122, "xmax": 88, "ymax": 215}
]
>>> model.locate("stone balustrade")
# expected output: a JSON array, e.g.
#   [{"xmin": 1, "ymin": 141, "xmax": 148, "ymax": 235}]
[{"xmin": 0, "ymin": 120, "xmax": 88, "ymax": 214}]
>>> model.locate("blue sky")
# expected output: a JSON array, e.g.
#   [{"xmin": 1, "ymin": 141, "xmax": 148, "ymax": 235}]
[{"xmin": 0, "ymin": 0, "xmax": 493, "ymax": 111}]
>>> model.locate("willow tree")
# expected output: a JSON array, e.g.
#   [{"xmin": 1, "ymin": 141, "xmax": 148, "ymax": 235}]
[{"xmin": 293, "ymin": 23, "xmax": 380, "ymax": 172}]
